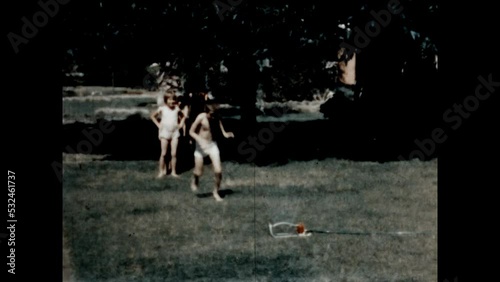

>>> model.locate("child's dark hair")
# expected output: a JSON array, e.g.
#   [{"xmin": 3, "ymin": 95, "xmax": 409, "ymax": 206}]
[
  {"xmin": 165, "ymin": 88, "xmax": 177, "ymax": 95},
  {"xmin": 205, "ymin": 99, "xmax": 220, "ymax": 108},
  {"xmin": 163, "ymin": 90, "xmax": 178, "ymax": 103},
  {"xmin": 204, "ymin": 99, "xmax": 221, "ymax": 118}
]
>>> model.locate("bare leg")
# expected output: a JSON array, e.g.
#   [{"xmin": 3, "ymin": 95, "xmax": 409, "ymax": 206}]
[
  {"xmin": 191, "ymin": 153, "xmax": 204, "ymax": 191},
  {"xmin": 158, "ymin": 138, "xmax": 168, "ymax": 178},
  {"xmin": 210, "ymin": 149, "xmax": 223, "ymax": 201},
  {"xmin": 213, "ymin": 172, "xmax": 223, "ymax": 202},
  {"xmin": 170, "ymin": 137, "xmax": 179, "ymax": 177},
  {"xmin": 191, "ymin": 174, "xmax": 200, "ymax": 192}
]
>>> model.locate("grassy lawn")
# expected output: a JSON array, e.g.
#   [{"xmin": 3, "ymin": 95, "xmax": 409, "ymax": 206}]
[{"xmin": 63, "ymin": 155, "xmax": 437, "ymax": 281}]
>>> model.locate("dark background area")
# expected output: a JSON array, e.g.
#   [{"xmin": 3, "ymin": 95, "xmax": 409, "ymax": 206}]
[
  {"xmin": 59, "ymin": 0, "xmax": 443, "ymax": 163},
  {"xmin": 59, "ymin": 0, "xmax": 442, "ymax": 143},
  {"xmin": 63, "ymin": 117, "xmax": 440, "ymax": 166},
  {"xmin": 4, "ymin": 0, "xmax": 498, "ymax": 281}
]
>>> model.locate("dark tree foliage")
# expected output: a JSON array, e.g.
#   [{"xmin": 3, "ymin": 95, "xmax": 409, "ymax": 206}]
[{"xmin": 62, "ymin": 0, "xmax": 439, "ymax": 128}]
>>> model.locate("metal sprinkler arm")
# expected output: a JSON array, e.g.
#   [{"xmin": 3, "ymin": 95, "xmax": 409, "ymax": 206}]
[
  {"xmin": 269, "ymin": 222, "xmax": 431, "ymax": 238},
  {"xmin": 268, "ymin": 222, "xmax": 312, "ymax": 238}
]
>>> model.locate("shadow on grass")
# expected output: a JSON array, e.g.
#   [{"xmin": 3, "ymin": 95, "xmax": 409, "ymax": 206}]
[
  {"xmin": 103, "ymin": 182, "xmax": 174, "ymax": 192},
  {"xmin": 195, "ymin": 189, "xmax": 236, "ymax": 199},
  {"xmin": 127, "ymin": 206, "xmax": 161, "ymax": 216},
  {"xmin": 66, "ymin": 117, "xmax": 439, "ymax": 166}
]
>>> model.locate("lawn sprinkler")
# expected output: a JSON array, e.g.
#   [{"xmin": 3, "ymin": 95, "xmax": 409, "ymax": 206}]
[
  {"xmin": 268, "ymin": 222, "xmax": 311, "ymax": 238},
  {"xmin": 268, "ymin": 222, "xmax": 431, "ymax": 239}
]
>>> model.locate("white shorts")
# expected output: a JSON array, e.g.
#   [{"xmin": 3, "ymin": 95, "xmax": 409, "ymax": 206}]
[
  {"xmin": 194, "ymin": 141, "xmax": 220, "ymax": 160},
  {"xmin": 159, "ymin": 128, "xmax": 180, "ymax": 140}
]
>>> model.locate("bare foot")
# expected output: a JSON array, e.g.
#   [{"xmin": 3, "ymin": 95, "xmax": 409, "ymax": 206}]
[
  {"xmin": 171, "ymin": 172, "xmax": 179, "ymax": 178},
  {"xmin": 213, "ymin": 191, "xmax": 223, "ymax": 202},
  {"xmin": 190, "ymin": 181, "xmax": 198, "ymax": 192},
  {"xmin": 157, "ymin": 172, "xmax": 166, "ymax": 179}
]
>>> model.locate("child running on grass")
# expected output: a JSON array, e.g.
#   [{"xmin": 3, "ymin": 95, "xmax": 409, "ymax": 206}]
[
  {"xmin": 150, "ymin": 89, "xmax": 185, "ymax": 178},
  {"xmin": 189, "ymin": 100, "xmax": 234, "ymax": 201}
]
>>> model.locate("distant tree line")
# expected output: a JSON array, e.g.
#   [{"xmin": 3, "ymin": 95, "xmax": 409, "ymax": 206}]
[{"xmin": 62, "ymin": 0, "xmax": 439, "ymax": 131}]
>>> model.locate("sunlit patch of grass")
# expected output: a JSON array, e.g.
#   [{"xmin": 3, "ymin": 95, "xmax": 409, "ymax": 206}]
[{"xmin": 64, "ymin": 157, "xmax": 437, "ymax": 281}]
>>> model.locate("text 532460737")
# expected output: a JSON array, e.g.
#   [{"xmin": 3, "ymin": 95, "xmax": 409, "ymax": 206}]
[{"xmin": 7, "ymin": 170, "xmax": 16, "ymax": 275}]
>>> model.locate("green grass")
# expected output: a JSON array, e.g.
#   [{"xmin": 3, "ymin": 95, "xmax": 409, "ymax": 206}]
[{"xmin": 63, "ymin": 156, "xmax": 437, "ymax": 281}]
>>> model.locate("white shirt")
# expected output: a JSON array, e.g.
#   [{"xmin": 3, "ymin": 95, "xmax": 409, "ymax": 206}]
[{"xmin": 157, "ymin": 105, "xmax": 180, "ymax": 132}]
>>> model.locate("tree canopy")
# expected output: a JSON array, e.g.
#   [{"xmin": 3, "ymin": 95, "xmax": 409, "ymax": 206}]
[{"xmin": 61, "ymin": 0, "xmax": 438, "ymax": 132}]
